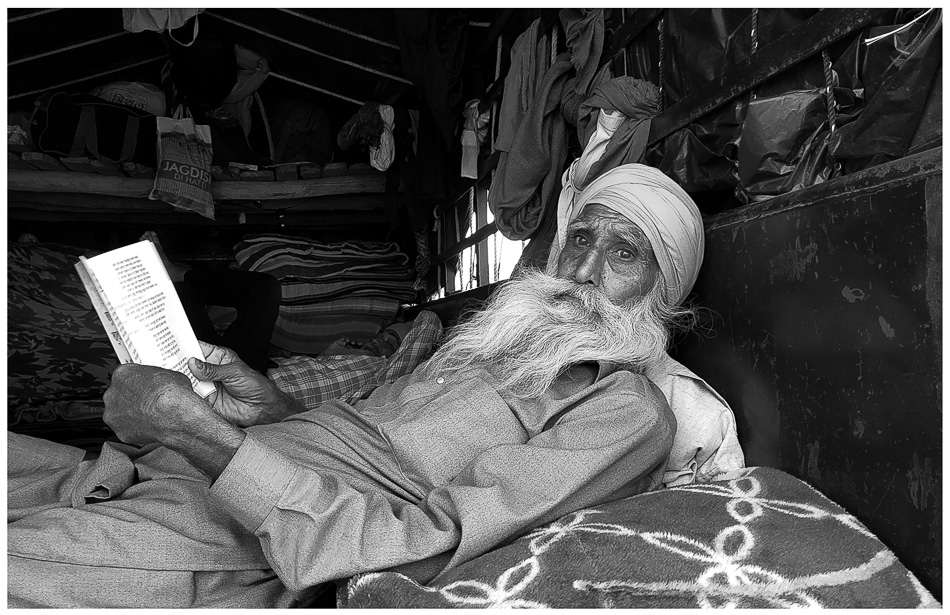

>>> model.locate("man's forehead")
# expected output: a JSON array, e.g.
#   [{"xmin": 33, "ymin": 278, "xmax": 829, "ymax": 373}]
[{"xmin": 570, "ymin": 203, "xmax": 651, "ymax": 244}]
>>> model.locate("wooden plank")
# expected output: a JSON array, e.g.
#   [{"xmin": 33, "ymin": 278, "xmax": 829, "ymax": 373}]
[
  {"xmin": 322, "ymin": 162, "xmax": 348, "ymax": 177},
  {"xmin": 9, "ymin": 195, "xmax": 391, "ymax": 227},
  {"xmin": 9, "ymin": 190, "xmax": 389, "ymax": 214},
  {"xmin": 648, "ymin": 8, "xmax": 891, "ymax": 145},
  {"xmin": 436, "ymin": 221, "xmax": 499, "ymax": 265},
  {"xmin": 7, "ymin": 169, "xmax": 388, "ymax": 200},
  {"xmin": 475, "ymin": 183, "xmax": 491, "ymax": 285}
]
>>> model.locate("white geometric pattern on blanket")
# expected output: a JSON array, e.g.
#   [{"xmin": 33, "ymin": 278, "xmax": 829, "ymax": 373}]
[
  {"xmin": 346, "ymin": 469, "xmax": 939, "ymax": 608},
  {"xmin": 569, "ymin": 471, "xmax": 920, "ymax": 608}
]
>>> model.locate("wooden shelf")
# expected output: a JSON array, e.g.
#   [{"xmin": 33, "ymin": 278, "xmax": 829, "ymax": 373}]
[{"xmin": 7, "ymin": 169, "xmax": 388, "ymax": 201}]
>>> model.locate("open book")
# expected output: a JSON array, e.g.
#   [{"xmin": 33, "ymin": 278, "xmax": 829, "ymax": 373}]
[{"xmin": 75, "ymin": 240, "xmax": 215, "ymax": 398}]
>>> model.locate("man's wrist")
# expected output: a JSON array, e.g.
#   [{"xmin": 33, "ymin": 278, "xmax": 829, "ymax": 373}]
[
  {"xmin": 258, "ymin": 389, "xmax": 307, "ymax": 424},
  {"xmin": 164, "ymin": 409, "xmax": 247, "ymax": 480}
]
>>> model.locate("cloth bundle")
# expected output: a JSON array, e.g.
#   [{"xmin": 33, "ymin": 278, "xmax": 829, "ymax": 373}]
[{"xmin": 234, "ymin": 235, "xmax": 417, "ymax": 355}]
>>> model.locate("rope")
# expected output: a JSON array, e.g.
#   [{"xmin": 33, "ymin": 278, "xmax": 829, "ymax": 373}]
[
  {"xmin": 269, "ymin": 72, "xmax": 363, "ymax": 105},
  {"xmin": 206, "ymin": 12, "xmax": 412, "ymax": 84},
  {"xmin": 9, "ymin": 31, "xmax": 129, "ymax": 66},
  {"xmin": 495, "ymin": 35, "xmax": 503, "ymax": 80},
  {"xmin": 8, "ymin": 55, "xmax": 167, "ymax": 100},
  {"xmin": 750, "ymin": 9, "xmax": 759, "ymax": 100},
  {"xmin": 551, "ymin": 23, "xmax": 558, "ymax": 66},
  {"xmin": 751, "ymin": 8, "xmax": 759, "ymax": 54},
  {"xmin": 821, "ymin": 49, "xmax": 837, "ymax": 132},
  {"xmin": 8, "ymin": 8, "xmax": 61, "ymax": 23},
  {"xmin": 277, "ymin": 9, "xmax": 400, "ymax": 49},
  {"xmin": 657, "ymin": 15, "xmax": 665, "ymax": 111}
]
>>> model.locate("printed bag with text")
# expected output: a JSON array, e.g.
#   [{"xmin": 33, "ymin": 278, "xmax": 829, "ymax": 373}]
[{"xmin": 149, "ymin": 106, "xmax": 215, "ymax": 219}]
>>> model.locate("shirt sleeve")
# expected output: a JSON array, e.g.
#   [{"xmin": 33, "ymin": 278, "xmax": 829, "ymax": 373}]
[{"xmin": 211, "ymin": 371, "xmax": 674, "ymax": 591}]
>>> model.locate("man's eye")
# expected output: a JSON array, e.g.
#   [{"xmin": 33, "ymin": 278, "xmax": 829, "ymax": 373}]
[
  {"xmin": 572, "ymin": 234, "xmax": 589, "ymax": 247},
  {"xmin": 617, "ymin": 248, "xmax": 635, "ymax": 260}
]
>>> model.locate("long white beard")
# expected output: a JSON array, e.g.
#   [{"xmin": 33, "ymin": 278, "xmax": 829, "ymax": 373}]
[{"xmin": 425, "ymin": 269, "xmax": 673, "ymax": 399}]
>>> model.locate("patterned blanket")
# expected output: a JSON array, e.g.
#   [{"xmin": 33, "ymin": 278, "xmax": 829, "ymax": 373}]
[{"xmin": 340, "ymin": 467, "xmax": 939, "ymax": 609}]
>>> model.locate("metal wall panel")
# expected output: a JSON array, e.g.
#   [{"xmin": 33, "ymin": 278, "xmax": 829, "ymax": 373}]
[{"xmin": 673, "ymin": 149, "xmax": 942, "ymax": 598}]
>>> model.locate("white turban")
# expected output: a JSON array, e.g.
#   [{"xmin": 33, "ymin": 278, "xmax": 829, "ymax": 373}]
[{"xmin": 552, "ymin": 163, "xmax": 705, "ymax": 306}]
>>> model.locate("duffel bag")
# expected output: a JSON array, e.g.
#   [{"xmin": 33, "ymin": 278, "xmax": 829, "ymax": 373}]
[{"xmin": 30, "ymin": 92, "xmax": 158, "ymax": 166}]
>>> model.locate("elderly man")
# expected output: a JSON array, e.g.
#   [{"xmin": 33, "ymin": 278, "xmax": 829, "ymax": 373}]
[{"xmin": 8, "ymin": 164, "xmax": 740, "ymax": 608}]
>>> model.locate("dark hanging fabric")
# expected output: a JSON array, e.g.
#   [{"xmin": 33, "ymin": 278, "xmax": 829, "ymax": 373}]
[
  {"xmin": 559, "ymin": 8, "xmax": 606, "ymax": 127},
  {"xmin": 489, "ymin": 9, "xmax": 606, "ymax": 245},
  {"xmin": 577, "ymin": 77, "xmax": 662, "ymax": 181},
  {"xmin": 393, "ymin": 9, "xmax": 469, "ymax": 150},
  {"xmin": 489, "ymin": 53, "xmax": 574, "ymax": 242},
  {"xmin": 495, "ymin": 19, "xmax": 544, "ymax": 153}
]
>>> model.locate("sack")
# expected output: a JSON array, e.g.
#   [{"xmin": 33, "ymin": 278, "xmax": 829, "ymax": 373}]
[
  {"xmin": 30, "ymin": 92, "xmax": 157, "ymax": 166},
  {"xmin": 149, "ymin": 106, "xmax": 215, "ymax": 219},
  {"xmin": 88, "ymin": 81, "xmax": 166, "ymax": 117}
]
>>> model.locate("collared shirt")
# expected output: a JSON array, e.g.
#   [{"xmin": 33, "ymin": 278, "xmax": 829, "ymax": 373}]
[{"xmin": 211, "ymin": 361, "xmax": 675, "ymax": 591}]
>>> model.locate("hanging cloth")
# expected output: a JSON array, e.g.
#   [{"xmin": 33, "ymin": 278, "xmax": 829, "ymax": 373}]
[
  {"xmin": 495, "ymin": 18, "xmax": 544, "ymax": 153},
  {"xmin": 488, "ymin": 9, "xmax": 606, "ymax": 243},
  {"xmin": 370, "ymin": 105, "xmax": 396, "ymax": 172},
  {"xmin": 460, "ymin": 99, "xmax": 490, "ymax": 179},
  {"xmin": 122, "ymin": 9, "xmax": 204, "ymax": 47}
]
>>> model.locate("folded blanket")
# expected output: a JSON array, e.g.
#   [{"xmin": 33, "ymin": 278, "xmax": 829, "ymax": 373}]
[{"xmin": 340, "ymin": 466, "xmax": 939, "ymax": 609}]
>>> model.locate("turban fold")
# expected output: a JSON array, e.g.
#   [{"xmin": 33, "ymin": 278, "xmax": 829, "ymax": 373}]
[{"xmin": 553, "ymin": 163, "xmax": 704, "ymax": 305}]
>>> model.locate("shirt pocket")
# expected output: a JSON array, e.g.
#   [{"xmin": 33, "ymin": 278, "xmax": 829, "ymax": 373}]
[{"xmin": 379, "ymin": 376, "xmax": 528, "ymax": 488}]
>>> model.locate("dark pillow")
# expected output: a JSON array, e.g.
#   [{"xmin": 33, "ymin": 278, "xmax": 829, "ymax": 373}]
[
  {"xmin": 8, "ymin": 242, "xmax": 117, "ymax": 419},
  {"xmin": 340, "ymin": 467, "xmax": 939, "ymax": 608}
]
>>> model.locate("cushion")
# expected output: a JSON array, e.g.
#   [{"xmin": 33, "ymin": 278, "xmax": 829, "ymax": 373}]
[
  {"xmin": 8, "ymin": 241, "xmax": 117, "ymax": 418},
  {"xmin": 340, "ymin": 467, "xmax": 939, "ymax": 608},
  {"xmin": 645, "ymin": 353, "xmax": 745, "ymax": 486}
]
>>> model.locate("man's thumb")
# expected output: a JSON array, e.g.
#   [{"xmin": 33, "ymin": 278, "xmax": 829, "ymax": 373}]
[{"xmin": 189, "ymin": 358, "xmax": 241, "ymax": 383}]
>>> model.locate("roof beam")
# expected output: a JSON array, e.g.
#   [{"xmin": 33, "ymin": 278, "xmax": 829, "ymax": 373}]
[
  {"xmin": 277, "ymin": 9, "xmax": 400, "ymax": 49},
  {"xmin": 205, "ymin": 11, "xmax": 412, "ymax": 84},
  {"xmin": 8, "ymin": 55, "xmax": 168, "ymax": 100},
  {"xmin": 8, "ymin": 30, "xmax": 129, "ymax": 66}
]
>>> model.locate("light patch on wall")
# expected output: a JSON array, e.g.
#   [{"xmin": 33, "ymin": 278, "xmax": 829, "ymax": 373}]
[
  {"xmin": 841, "ymin": 286, "xmax": 866, "ymax": 303},
  {"xmin": 878, "ymin": 316, "xmax": 896, "ymax": 339}
]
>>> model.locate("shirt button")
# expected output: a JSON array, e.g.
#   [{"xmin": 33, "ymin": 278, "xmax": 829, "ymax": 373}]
[{"xmin": 436, "ymin": 377, "xmax": 445, "ymax": 384}]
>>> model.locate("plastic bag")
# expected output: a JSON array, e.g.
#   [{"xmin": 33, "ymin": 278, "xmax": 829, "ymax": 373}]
[
  {"xmin": 149, "ymin": 106, "xmax": 215, "ymax": 219},
  {"xmin": 828, "ymin": 8, "xmax": 942, "ymax": 172},
  {"xmin": 736, "ymin": 89, "xmax": 835, "ymax": 202}
]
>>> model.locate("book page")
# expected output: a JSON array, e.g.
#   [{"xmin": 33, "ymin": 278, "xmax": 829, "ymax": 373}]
[
  {"xmin": 83, "ymin": 240, "xmax": 215, "ymax": 398},
  {"xmin": 75, "ymin": 259, "xmax": 133, "ymax": 364}
]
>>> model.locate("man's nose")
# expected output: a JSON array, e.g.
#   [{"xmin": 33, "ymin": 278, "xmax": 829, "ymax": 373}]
[{"xmin": 573, "ymin": 249, "xmax": 603, "ymax": 286}]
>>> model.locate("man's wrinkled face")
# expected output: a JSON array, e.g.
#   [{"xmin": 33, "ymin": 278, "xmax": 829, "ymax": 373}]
[{"xmin": 556, "ymin": 203, "xmax": 661, "ymax": 307}]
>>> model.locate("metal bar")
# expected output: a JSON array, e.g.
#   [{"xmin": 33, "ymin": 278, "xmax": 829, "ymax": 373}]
[
  {"xmin": 7, "ymin": 55, "xmax": 168, "ymax": 100},
  {"xmin": 601, "ymin": 8, "xmax": 662, "ymax": 67},
  {"xmin": 269, "ymin": 72, "xmax": 363, "ymax": 105},
  {"xmin": 436, "ymin": 221, "xmax": 499, "ymax": 265},
  {"xmin": 8, "ymin": 31, "xmax": 129, "ymax": 66},
  {"xmin": 205, "ymin": 11, "xmax": 412, "ymax": 84},
  {"xmin": 706, "ymin": 147, "xmax": 942, "ymax": 232},
  {"xmin": 277, "ymin": 9, "xmax": 400, "ymax": 49},
  {"xmin": 648, "ymin": 7, "xmax": 892, "ymax": 145},
  {"xmin": 8, "ymin": 8, "xmax": 61, "ymax": 23}
]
